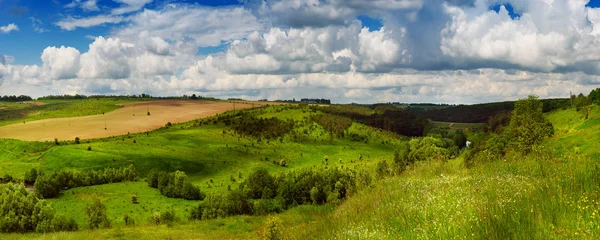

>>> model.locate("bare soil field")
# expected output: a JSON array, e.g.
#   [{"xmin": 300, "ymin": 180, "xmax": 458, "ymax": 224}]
[{"xmin": 0, "ymin": 100, "xmax": 264, "ymax": 141}]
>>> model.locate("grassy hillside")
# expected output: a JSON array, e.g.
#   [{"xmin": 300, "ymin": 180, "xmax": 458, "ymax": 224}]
[
  {"xmin": 282, "ymin": 105, "xmax": 600, "ymax": 239},
  {"xmin": 1, "ymin": 102, "xmax": 596, "ymax": 239},
  {"xmin": 0, "ymin": 104, "xmax": 408, "ymax": 231}
]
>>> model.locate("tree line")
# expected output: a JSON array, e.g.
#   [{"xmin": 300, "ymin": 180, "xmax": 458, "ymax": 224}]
[
  {"xmin": 0, "ymin": 95, "xmax": 32, "ymax": 102},
  {"xmin": 189, "ymin": 167, "xmax": 361, "ymax": 221},
  {"xmin": 32, "ymin": 165, "xmax": 138, "ymax": 199}
]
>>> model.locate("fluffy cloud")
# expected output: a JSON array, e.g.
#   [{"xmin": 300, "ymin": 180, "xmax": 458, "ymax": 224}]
[
  {"xmin": 41, "ymin": 46, "xmax": 81, "ymax": 80},
  {"xmin": 4, "ymin": 1, "xmax": 600, "ymax": 104},
  {"xmin": 79, "ymin": 37, "xmax": 134, "ymax": 79},
  {"xmin": 0, "ymin": 23, "xmax": 18, "ymax": 33},
  {"xmin": 440, "ymin": 0, "xmax": 600, "ymax": 72},
  {"xmin": 187, "ymin": 22, "xmax": 406, "ymax": 76}
]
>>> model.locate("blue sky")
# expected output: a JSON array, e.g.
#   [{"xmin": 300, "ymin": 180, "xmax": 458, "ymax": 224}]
[
  {"xmin": 2, "ymin": 0, "xmax": 384, "ymax": 65},
  {"xmin": 1, "ymin": 0, "xmax": 600, "ymax": 103}
]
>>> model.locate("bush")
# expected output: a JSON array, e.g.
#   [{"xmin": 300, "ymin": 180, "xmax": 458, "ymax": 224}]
[
  {"xmin": 263, "ymin": 216, "xmax": 283, "ymax": 240},
  {"xmin": 253, "ymin": 198, "xmax": 285, "ymax": 215},
  {"xmin": 123, "ymin": 214, "xmax": 135, "ymax": 226},
  {"xmin": 376, "ymin": 160, "xmax": 392, "ymax": 179},
  {"xmin": 34, "ymin": 174, "xmax": 61, "ymax": 198},
  {"xmin": 24, "ymin": 168, "xmax": 39, "ymax": 184},
  {"xmin": 243, "ymin": 168, "xmax": 277, "ymax": 199},
  {"xmin": 74, "ymin": 137, "xmax": 80, "ymax": 144},
  {"xmin": 85, "ymin": 198, "xmax": 111, "ymax": 229},
  {"xmin": 153, "ymin": 208, "xmax": 177, "ymax": 226},
  {"xmin": 147, "ymin": 170, "xmax": 205, "ymax": 200},
  {"xmin": 1, "ymin": 174, "xmax": 13, "ymax": 183},
  {"xmin": 54, "ymin": 138, "xmax": 59, "ymax": 145},
  {"xmin": 87, "ymin": 146, "xmax": 92, "ymax": 151}
]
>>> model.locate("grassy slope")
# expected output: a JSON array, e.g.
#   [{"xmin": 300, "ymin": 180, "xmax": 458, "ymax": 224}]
[
  {"xmin": 283, "ymin": 105, "xmax": 600, "ymax": 239},
  {"xmin": 0, "ymin": 99, "xmax": 139, "ymax": 127},
  {"xmin": 4, "ymin": 105, "xmax": 597, "ymax": 239},
  {"xmin": 0, "ymin": 105, "xmax": 401, "ymax": 231}
]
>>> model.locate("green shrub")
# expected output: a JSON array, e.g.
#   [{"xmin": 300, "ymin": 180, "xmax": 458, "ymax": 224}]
[
  {"xmin": 152, "ymin": 208, "xmax": 177, "ymax": 226},
  {"xmin": 263, "ymin": 216, "xmax": 283, "ymax": 240},
  {"xmin": 85, "ymin": 198, "xmax": 111, "ymax": 229},
  {"xmin": 148, "ymin": 170, "xmax": 205, "ymax": 200},
  {"xmin": 74, "ymin": 137, "xmax": 80, "ymax": 144},
  {"xmin": 376, "ymin": 160, "xmax": 392, "ymax": 179},
  {"xmin": 24, "ymin": 168, "xmax": 39, "ymax": 184},
  {"xmin": 123, "ymin": 214, "xmax": 135, "ymax": 226}
]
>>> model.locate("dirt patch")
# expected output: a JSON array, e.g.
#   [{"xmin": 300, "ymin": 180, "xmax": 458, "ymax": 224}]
[
  {"xmin": 0, "ymin": 100, "xmax": 261, "ymax": 141},
  {"xmin": 24, "ymin": 101, "xmax": 46, "ymax": 106}
]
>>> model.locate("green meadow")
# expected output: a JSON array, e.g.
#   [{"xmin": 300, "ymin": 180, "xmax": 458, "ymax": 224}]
[{"xmin": 0, "ymin": 98, "xmax": 599, "ymax": 239}]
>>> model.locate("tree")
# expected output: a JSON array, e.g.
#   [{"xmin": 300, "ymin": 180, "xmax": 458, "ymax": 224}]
[
  {"xmin": 244, "ymin": 168, "xmax": 276, "ymax": 199},
  {"xmin": 452, "ymin": 130, "xmax": 467, "ymax": 149},
  {"xmin": 590, "ymin": 88, "xmax": 600, "ymax": 105},
  {"xmin": 34, "ymin": 174, "xmax": 61, "ymax": 198},
  {"xmin": 575, "ymin": 93, "xmax": 587, "ymax": 111},
  {"xmin": 74, "ymin": 137, "xmax": 80, "ymax": 144},
  {"xmin": 508, "ymin": 95, "xmax": 554, "ymax": 154},
  {"xmin": 85, "ymin": 198, "xmax": 111, "ymax": 229}
]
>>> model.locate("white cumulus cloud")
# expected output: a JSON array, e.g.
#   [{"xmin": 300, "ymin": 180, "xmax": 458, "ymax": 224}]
[{"xmin": 0, "ymin": 23, "xmax": 19, "ymax": 33}]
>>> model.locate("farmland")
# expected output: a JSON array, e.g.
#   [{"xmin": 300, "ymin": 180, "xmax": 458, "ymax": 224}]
[{"xmin": 0, "ymin": 100, "xmax": 260, "ymax": 141}]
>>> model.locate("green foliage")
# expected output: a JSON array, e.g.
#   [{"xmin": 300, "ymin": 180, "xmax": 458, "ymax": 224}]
[
  {"xmin": 147, "ymin": 170, "xmax": 205, "ymax": 200},
  {"xmin": 376, "ymin": 160, "xmax": 392, "ymax": 179},
  {"xmin": 233, "ymin": 116, "xmax": 294, "ymax": 140},
  {"xmin": 484, "ymin": 111, "xmax": 511, "ymax": 133},
  {"xmin": 0, "ymin": 183, "xmax": 77, "ymax": 233},
  {"xmin": 590, "ymin": 88, "xmax": 600, "ymax": 105},
  {"xmin": 34, "ymin": 165, "xmax": 138, "ymax": 199},
  {"xmin": 193, "ymin": 189, "xmax": 252, "ymax": 220},
  {"xmin": 311, "ymin": 114, "xmax": 353, "ymax": 138},
  {"xmin": 508, "ymin": 95, "xmax": 554, "ymax": 154},
  {"xmin": 85, "ymin": 198, "xmax": 111, "ymax": 229},
  {"xmin": 408, "ymin": 137, "xmax": 451, "ymax": 162},
  {"xmin": 263, "ymin": 216, "xmax": 284, "ymax": 240},
  {"xmin": 123, "ymin": 214, "xmax": 135, "ymax": 226},
  {"xmin": 244, "ymin": 168, "xmax": 277, "ymax": 199},
  {"xmin": 575, "ymin": 93, "xmax": 587, "ymax": 111},
  {"xmin": 1, "ymin": 174, "xmax": 13, "ymax": 183},
  {"xmin": 450, "ymin": 130, "xmax": 467, "ymax": 149},
  {"xmin": 24, "ymin": 168, "xmax": 39, "ymax": 184},
  {"xmin": 152, "ymin": 208, "xmax": 177, "ymax": 226}
]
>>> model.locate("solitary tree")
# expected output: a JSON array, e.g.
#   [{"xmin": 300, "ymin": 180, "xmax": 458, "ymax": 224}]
[
  {"xmin": 508, "ymin": 95, "xmax": 554, "ymax": 154},
  {"xmin": 85, "ymin": 198, "xmax": 111, "ymax": 229}
]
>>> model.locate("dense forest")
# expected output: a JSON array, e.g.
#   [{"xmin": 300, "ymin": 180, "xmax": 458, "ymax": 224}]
[
  {"xmin": 316, "ymin": 105, "xmax": 430, "ymax": 137},
  {"xmin": 414, "ymin": 98, "xmax": 570, "ymax": 123}
]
